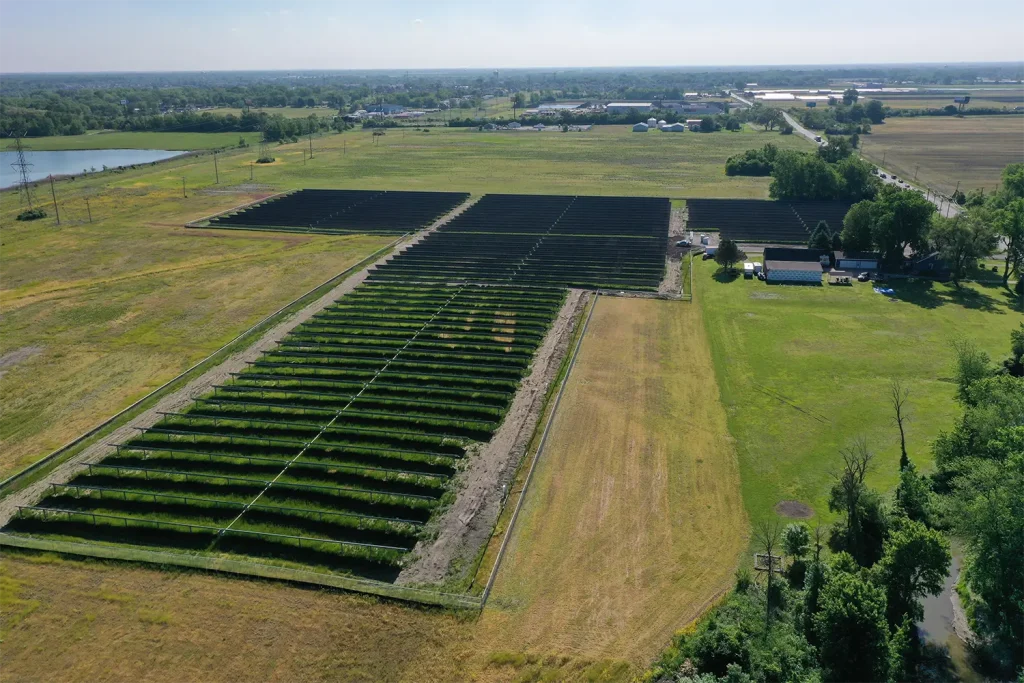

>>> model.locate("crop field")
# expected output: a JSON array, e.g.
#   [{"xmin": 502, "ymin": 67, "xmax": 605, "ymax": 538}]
[
  {"xmin": 369, "ymin": 194, "xmax": 669, "ymax": 290},
  {"xmin": 7, "ymin": 280, "xmax": 564, "ymax": 578},
  {"xmin": 203, "ymin": 189, "xmax": 470, "ymax": 235},
  {"xmin": 873, "ymin": 91, "xmax": 1024, "ymax": 110},
  {"xmin": 697, "ymin": 258, "xmax": 1022, "ymax": 532},
  {"xmin": 859, "ymin": 115, "xmax": 1024, "ymax": 195},
  {"xmin": 686, "ymin": 199, "xmax": 853, "ymax": 243}
]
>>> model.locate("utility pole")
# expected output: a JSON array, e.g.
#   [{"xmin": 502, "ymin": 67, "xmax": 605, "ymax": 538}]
[
  {"xmin": 48, "ymin": 174, "xmax": 60, "ymax": 225},
  {"xmin": 250, "ymin": 163, "xmax": 254, "ymax": 181},
  {"xmin": 181, "ymin": 177, "xmax": 187, "ymax": 198},
  {"xmin": 85, "ymin": 197, "xmax": 92, "ymax": 223},
  {"xmin": 914, "ymin": 164, "xmax": 919, "ymax": 181},
  {"xmin": 343, "ymin": 139, "xmax": 346, "ymax": 155},
  {"xmin": 308, "ymin": 128, "xmax": 314, "ymax": 159},
  {"xmin": 214, "ymin": 151, "xmax": 220, "ymax": 184},
  {"xmin": 881, "ymin": 151, "xmax": 886, "ymax": 166}
]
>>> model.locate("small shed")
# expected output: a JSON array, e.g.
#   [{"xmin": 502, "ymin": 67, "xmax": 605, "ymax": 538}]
[
  {"xmin": 632, "ymin": 122, "xmax": 649, "ymax": 132},
  {"xmin": 661, "ymin": 122, "xmax": 686, "ymax": 132}
]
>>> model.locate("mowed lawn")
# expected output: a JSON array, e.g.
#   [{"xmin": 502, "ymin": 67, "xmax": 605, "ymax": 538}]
[
  {"xmin": 698, "ymin": 259, "xmax": 1022, "ymax": 531},
  {"xmin": 470, "ymin": 297, "xmax": 747, "ymax": 680},
  {"xmin": 859, "ymin": 115, "xmax": 1024, "ymax": 195}
]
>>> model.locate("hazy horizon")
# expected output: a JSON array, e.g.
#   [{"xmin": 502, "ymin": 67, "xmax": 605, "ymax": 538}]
[{"xmin": 1, "ymin": 0, "xmax": 1022, "ymax": 74}]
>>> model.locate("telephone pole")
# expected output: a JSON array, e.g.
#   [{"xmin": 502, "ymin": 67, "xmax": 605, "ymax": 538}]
[
  {"xmin": 48, "ymin": 174, "xmax": 60, "ymax": 225},
  {"xmin": 85, "ymin": 197, "xmax": 93, "ymax": 223},
  {"xmin": 181, "ymin": 177, "xmax": 187, "ymax": 198},
  {"xmin": 308, "ymin": 126, "xmax": 314, "ymax": 159},
  {"xmin": 213, "ymin": 151, "xmax": 220, "ymax": 184},
  {"xmin": 250, "ymin": 163, "xmax": 254, "ymax": 181}
]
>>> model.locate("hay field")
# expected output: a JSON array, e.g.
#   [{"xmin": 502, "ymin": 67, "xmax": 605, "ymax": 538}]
[
  {"xmin": 859, "ymin": 115, "xmax": 1024, "ymax": 195},
  {"xmin": 0, "ymin": 551, "xmax": 474, "ymax": 683},
  {"xmin": 471, "ymin": 296, "xmax": 747, "ymax": 679}
]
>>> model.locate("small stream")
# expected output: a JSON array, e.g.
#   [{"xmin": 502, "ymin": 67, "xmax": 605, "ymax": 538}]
[{"xmin": 917, "ymin": 547, "xmax": 981, "ymax": 681}]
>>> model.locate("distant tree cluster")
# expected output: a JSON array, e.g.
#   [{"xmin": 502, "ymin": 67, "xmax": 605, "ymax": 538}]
[
  {"xmin": 725, "ymin": 143, "xmax": 779, "ymax": 177},
  {"xmin": 768, "ymin": 151, "xmax": 878, "ymax": 202}
]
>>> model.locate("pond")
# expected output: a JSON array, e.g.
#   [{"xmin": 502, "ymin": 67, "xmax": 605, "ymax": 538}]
[{"xmin": 1, "ymin": 149, "xmax": 185, "ymax": 188}]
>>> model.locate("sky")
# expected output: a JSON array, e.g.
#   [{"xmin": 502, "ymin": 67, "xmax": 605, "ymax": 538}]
[{"xmin": 0, "ymin": 0, "xmax": 1022, "ymax": 73}]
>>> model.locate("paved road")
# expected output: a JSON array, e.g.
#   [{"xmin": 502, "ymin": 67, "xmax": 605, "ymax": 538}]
[{"xmin": 730, "ymin": 92, "xmax": 960, "ymax": 217}]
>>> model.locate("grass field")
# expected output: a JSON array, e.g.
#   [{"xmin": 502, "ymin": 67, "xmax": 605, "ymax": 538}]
[
  {"xmin": 470, "ymin": 296, "xmax": 746, "ymax": 679},
  {"xmin": 0, "ymin": 125, "xmax": 810, "ymax": 479},
  {"xmin": 0, "ymin": 295, "xmax": 745, "ymax": 683},
  {"xmin": 859, "ymin": 115, "xmax": 1024, "ymax": 195},
  {"xmin": 19, "ymin": 131, "xmax": 262, "ymax": 151},
  {"xmin": 0, "ymin": 550, "xmax": 475, "ymax": 682},
  {"xmin": 0, "ymin": 187, "xmax": 392, "ymax": 478},
  {"xmin": 698, "ymin": 259, "xmax": 1022, "ymax": 532}
]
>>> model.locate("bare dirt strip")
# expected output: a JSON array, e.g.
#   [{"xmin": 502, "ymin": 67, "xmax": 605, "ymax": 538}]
[
  {"xmin": 0, "ymin": 197, "xmax": 478, "ymax": 526},
  {"xmin": 397, "ymin": 289, "xmax": 590, "ymax": 586}
]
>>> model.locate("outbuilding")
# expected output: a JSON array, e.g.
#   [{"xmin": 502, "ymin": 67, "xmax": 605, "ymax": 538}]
[
  {"xmin": 835, "ymin": 250, "xmax": 880, "ymax": 271},
  {"xmin": 765, "ymin": 261, "xmax": 823, "ymax": 284},
  {"xmin": 763, "ymin": 247, "xmax": 825, "ymax": 284},
  {"xmin": 632, "ymin": 122, "xmax": 649, "ymax": 132},
  {"xmin": 661, "ymin": 122, "xmax": 686, "ymax": 132}
]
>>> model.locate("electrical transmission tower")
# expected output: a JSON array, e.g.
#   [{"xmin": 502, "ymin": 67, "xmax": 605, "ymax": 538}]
[
  {"xmin": 7, "ymin": 133, "xmax": 36, "ymax": 208},
  {"xmin": 258, "ymin": 122, "xmax": 270, "ymax": 160}
]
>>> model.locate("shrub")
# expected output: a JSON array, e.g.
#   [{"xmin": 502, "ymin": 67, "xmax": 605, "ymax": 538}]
[
  {"xmin": 256, "ymin": 156, "xmax": 275, "ymax": 164},
  {"xmin": 16, "ymin": 207, "xmax": 46, "ymax": 221}
]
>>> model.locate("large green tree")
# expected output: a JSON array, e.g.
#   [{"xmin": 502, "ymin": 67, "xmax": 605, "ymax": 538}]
[
  {"xmin": 947, "ymin": 446, "xmax": 1024, "ymax": 672},
  {"xmin": 929, "ymin": 210, "xmax": 999, "ymax": 287},
  {"xmin": 874, "ymin": 518, "xmax": 950, "ymax": 626},
  {"xmin": 840, "ymin": 201, "xmax": 874, "ymax": 252},
  {"xmin": 814, "ymin": 564, "xmax": 890, "ymax": 682},
  {"xmin": 994, "ymin": 197, "xmax": 1024, "ymax": 286},
  {"xmin": 868, "ymin": 186, "xmax": 936, "ymax": 267}
]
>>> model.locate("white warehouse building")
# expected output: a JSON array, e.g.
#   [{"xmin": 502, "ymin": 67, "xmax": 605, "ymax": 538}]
[{"xmin": 607, "ymin": 102, "xmax": 653, "ymax": 114}]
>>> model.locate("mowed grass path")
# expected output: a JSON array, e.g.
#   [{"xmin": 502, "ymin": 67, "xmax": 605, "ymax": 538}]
[
  {"xmin": 859, "ymin": 115, "xmax": 1024, "ymax": 195},
  {"xmin": 698, "ymin": 260, "xmax": 1022, "ymax": 531},
  {"xmin": 470, "ymin": 297, "xmax": 746, "ymax": 680}
]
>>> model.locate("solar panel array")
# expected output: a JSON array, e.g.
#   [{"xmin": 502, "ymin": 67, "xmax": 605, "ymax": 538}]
[
  {"xmin": 8, "ymin": 192, "xmax": 670, "ymax": 583},
  {"xmin": 368, "ymin": 194, "xmax": 669, "ymax": 290},
  {"xmin": 687, "ymin": 199, "xmax": 853, "ymax": 243},
  {"xmin": 205, "ymin": 189, "xmax": 470, "ymax": 235}
]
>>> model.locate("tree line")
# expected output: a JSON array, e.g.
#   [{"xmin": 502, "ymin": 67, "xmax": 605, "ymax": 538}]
[
  {"xmin": 645, "ymin": 324, "xmax": 1023, "ymax": 683},
  {"xmin": 841, "ymin": 164, "xmax": 1024, "ymax": 285}
]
